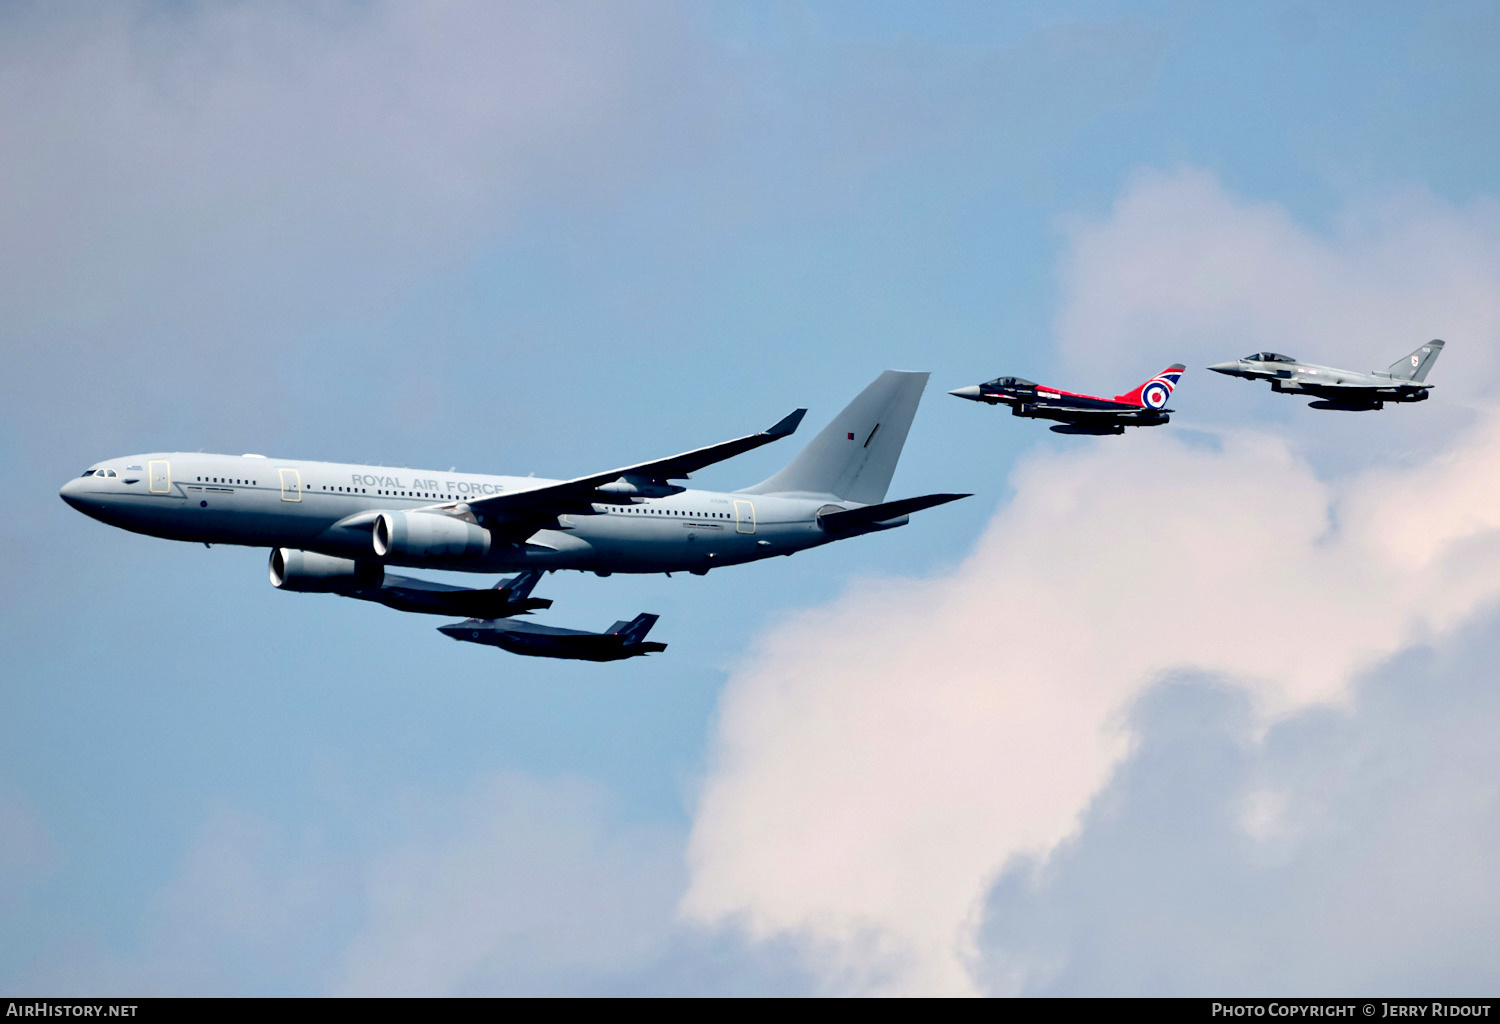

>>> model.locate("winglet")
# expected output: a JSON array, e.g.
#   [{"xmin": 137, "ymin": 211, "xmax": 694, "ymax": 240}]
[{"xmin": 766, "ymin": 409, "xmax": 806, "ymax": 437}]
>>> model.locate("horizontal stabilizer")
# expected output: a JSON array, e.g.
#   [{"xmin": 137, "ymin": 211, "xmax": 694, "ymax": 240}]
[{"xmin": 818, "ymin": 492, "xmax": 970, "ymax": 532}]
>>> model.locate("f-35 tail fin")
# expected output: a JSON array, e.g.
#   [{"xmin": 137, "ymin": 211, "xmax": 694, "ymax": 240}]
[
  {"xmin": 741, "ymin": 370, "xmax": 929, "ymax": 503},
  {"xmin": 1387, "ymin": 339, "xmax": 1444, "ymax": 382},
  {"xmin": 607, "ymin": 612, "xmax": 660, "ymax": 644},
  {"xmin": 1114, "ymin": 364, "xmax": 1187, "ymax": 409},
  {"xmin": 499, "ymin": 570, "xmax": 543, "ymax": 601}
]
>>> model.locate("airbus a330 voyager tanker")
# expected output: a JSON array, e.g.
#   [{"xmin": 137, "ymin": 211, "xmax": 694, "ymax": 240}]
[{"xmin": 61, "ymin": 371, "xmax": 967, "ymax": 648}]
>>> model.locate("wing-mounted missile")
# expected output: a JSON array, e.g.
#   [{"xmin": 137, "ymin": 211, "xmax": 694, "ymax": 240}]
[
  {"xmin": 438, "ymin": 611, "xmax": 667, "ymax": 662},
  {"xmin": 269, "ymin": 550, "xmax": 551, "ymax": 617}
]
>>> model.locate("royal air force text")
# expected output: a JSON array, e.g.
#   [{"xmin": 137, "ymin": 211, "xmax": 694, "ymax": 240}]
[{"xmin": 349, "ymin": 475, "xmax": 506, "ymax": 496}]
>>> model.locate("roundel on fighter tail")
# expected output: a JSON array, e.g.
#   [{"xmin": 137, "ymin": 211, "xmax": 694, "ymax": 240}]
[{"xmin": 1141, "ymin": 380, "xmax": 1172, "ymax": 409}]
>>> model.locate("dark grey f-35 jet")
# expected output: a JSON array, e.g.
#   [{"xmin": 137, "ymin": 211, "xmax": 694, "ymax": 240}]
[
  {"xmin": 440, "ymin": 612, "xmax": 667, "ymax": 661},
  {"xmin": 1207, "ymin": 340, "xmax": 1444, "ymax": 410}
]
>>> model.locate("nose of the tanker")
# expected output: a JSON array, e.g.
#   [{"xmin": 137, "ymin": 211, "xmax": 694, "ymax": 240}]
[{"xmin": 59, "ymin": 475, "xmax": 88, "ymax": 511}]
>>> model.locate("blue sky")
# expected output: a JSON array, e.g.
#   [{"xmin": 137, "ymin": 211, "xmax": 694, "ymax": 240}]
[{"xmin": 4, "ymin": 0, "xmax": 1500, "ymax": 995}]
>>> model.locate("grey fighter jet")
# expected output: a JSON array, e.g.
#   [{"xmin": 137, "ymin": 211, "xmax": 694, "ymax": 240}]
[
  {"xmin": 1207, "ymin": 340, "xmax": 1444, "ymax": 410},
  {"xmin": 439, "ymin": 612, "xmax": 666, "ymax": 661}
]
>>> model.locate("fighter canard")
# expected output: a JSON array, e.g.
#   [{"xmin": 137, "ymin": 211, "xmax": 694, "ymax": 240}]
[
  {"xmin": 1207, "ymin": 340, "xmax": 1444, "ymax": 410},
  {"xmin": 948, "ymin": 364, "xmax": 1187, "ymax": 435},
  {"xmin": 440, "ymin": 612, "xmax": 667, "ymax": 662},
  {"xmin": 61, "ymin": 371, "xmax": 969, "ymax": 650}
]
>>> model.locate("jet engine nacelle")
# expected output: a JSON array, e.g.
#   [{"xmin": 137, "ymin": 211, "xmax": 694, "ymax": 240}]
[
  {"xmin": 269, "ymin": 548, "xmax": 383, "ymax": 593},
  {"xmin": 372, "ymin": 511, "xmax": 491, "ymax": 560}
]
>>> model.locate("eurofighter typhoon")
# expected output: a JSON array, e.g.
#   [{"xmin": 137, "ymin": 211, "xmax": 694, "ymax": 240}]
[
  {"xmin": 1207, "ymin": 340, "xmax": 1444, "ymax": 410},
  {"xmin": 948, "ymin": 364, "xmax": 1186, "ymax": 434},
  {"xmin": 61, "ymin": 371, "xmax": 968, "ymax": 657}
]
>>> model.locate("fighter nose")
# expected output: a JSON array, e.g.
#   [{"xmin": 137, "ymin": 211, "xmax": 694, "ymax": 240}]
[
  {"xmin": 1206, "ymin": 361, "xmax": 1242, "ymax": 376},
  {"xmin": 948, "ymin": 385, "xmax": 982, "ymax": 400}
]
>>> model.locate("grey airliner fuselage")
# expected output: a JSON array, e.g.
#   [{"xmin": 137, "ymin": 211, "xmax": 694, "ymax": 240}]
[
  {"xmin": 60, "ymin": 453, "xmax": 845, "ymax": 574},
  {"xmin": 60, "ymin": 372, "xmax": 969, "ymax": 583}
]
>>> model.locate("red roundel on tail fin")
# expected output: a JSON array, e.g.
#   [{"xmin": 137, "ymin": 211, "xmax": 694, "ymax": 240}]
[{"xmin": 1115, "ymin": 364, "xmax": 1186, "ymax": 407}]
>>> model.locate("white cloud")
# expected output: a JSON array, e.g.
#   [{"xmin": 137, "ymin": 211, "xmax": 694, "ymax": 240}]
[
  {"xmin": 975, "ymin": 640, "xmax": 1500, "ymax": 995},
  {"xmin": 681, "ymin": 170, "xmax": 1500, "ymax": 995}
]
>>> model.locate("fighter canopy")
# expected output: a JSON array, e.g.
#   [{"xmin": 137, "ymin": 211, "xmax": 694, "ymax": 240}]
[{"xmin": 982, "ymin": 376, "xmax": 1036, "ymax": 388}]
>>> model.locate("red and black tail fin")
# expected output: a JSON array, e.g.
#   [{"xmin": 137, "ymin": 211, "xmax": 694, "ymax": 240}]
[{"xmin": 1114, "ymin": 364, "xmax": 1186, "ymax": 409}]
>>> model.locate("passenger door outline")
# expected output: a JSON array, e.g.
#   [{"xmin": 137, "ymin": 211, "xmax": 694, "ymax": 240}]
[
  {"xmin": 278, "ymin": 468, "xmax": 302, "ymax": 502},
  {"xmin": 733, "ymin": 499, "xmax": 756, "ymax": 535},
  {"xmin": 148, "ymin": 460, "xmax": 171, "ymax": 494}
]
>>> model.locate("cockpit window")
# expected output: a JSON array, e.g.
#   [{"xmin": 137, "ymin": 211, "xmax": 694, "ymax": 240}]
[
  {"xmin": 105, "ymin": 469, "xmax": 117, "ymax": 477},
  {"xmin": 984, "ymin": 377, "xmax": 1036, "ymax": 388},
  {"xmin": 81, "ymin": 469, "xmax": 96, "ymax": 477},
  {"xmin": 1246, "ymin": 352, "xmax": 1295, "ymax": 363}
]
